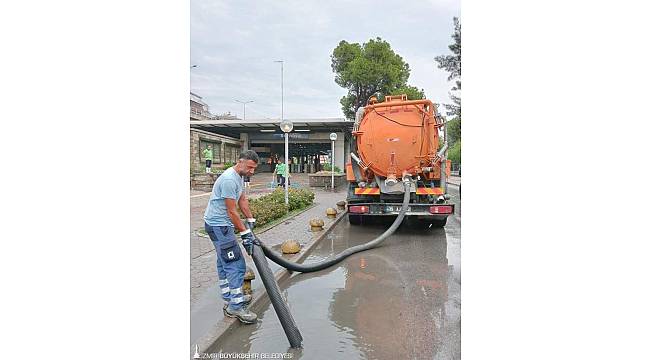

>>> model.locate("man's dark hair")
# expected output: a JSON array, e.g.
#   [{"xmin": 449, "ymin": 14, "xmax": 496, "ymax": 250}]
[{"xmin": 239, "ymin": 150, "xmax": 260, "ymax": 163}]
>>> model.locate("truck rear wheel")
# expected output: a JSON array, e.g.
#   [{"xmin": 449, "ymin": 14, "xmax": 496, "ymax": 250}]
[{"xmin": 348, "ymin": 214, "xmax": 362, "ymax": 225}]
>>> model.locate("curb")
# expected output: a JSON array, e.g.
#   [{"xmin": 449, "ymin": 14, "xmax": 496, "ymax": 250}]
[{"xmin": 193, "ymin": 210, "xmax": 349, "ymax": 356}]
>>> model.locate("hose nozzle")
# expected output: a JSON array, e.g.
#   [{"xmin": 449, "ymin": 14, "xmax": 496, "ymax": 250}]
[
  {"xmin": 402, "ymin": 171, "xmax": 413, "ymax": 186},
  {"xmin": 386, "ymin": 173, "xmax": 398, "ymax": 186}
]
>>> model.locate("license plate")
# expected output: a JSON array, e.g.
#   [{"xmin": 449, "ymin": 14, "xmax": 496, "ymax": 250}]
[{"xmin": 386, "ymin": 206, "xmax": 409, "ymax": 212}]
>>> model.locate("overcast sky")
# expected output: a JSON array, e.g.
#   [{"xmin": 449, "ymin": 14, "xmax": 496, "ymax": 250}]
[{"xmin": 190, "ymin": 0, "xmax": 460, "ymax": 120}]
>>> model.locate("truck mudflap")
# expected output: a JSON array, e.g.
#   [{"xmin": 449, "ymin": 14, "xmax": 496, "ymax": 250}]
[{"xmin": 347, "ymin": 202, "xmax": 454, "ymax": 217}]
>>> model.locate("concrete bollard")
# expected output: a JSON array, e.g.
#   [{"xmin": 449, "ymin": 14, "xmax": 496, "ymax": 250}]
[
  {"xmin": 326, "ymin": 207, "xmax": 337, "ymax": 219},
  {"xmin": 281, "ymin": 239, "xmax": 301, "ymax": 254},
  {"xmin": 336, "ymin": 200, "xmax": 346, "ymax": 211},
  {"xmin": 309, "ymin": 218, "xmax": 324, "ymax": 232},
  {"xmin": 243, "ymin": 266, "xmax": 256, "ymax": 295}
]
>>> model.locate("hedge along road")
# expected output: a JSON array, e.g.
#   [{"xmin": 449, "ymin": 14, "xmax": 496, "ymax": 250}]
[{"xmin": 212, "ymin": 185, "xmax": 461, "ymax": 359}]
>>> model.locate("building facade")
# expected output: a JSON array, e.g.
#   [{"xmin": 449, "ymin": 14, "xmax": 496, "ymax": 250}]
[
  {"xmin": 190, "ymin": 92, "xmax": 214, "ymax": 121},
  {"xmin": 190, "ymin": 128, "xmax": 244, "ymax": 174},
  {"xmin": 190, "ymin": 118, "xmax": 352, "ymax": 174},
  {"xmin": 189, "ymin": 92, "xmax": 352, "ymax": 174}
]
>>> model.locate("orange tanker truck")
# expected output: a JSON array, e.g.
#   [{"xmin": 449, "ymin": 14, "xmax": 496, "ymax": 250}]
[{"xmin": 345, "ymin": 94, "xmax": 454, "ymax": 227}]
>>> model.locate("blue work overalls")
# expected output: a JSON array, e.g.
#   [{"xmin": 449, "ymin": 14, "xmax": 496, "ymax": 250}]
[{"xmin": 204, "ymin": 224, "xmax": 246, "ymax": 310}]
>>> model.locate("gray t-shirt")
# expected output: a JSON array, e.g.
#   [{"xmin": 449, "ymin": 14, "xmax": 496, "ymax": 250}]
[{"xmin": 203, "ymin": 167, "xmax": 244, "ymax": 227}]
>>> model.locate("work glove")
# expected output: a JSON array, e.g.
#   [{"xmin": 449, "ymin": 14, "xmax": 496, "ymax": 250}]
[
  {"xmin": 240, "ymin": 229, "xmax": 255, "ymax": 255},
  {"xmin": 246, "ymin": 218, "xmax": 256, "ymax": 231}
]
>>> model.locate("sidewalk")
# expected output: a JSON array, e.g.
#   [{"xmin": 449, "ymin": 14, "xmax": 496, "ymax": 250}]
[
  {"xmin": 448, "ymin": 175, "xmax": 460, "ymax": 186},
  {"xmin": 190, "ymin": 172, "xmax": 347, "ymax": 346}
]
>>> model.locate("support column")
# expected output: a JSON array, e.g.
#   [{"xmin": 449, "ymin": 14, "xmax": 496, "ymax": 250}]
[
  {"xmin": 335, "ymin": 133, "xmax": 345, "ymax": 172},
  {"xmin": 240, "ymin": 133, "xmax": 250, "ymax": 151}
]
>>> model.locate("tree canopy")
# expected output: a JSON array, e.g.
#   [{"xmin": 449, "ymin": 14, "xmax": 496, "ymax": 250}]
[
  {"xmin": 331, "ymin": 38, "xmax": 424, "ymax": 120},
  {"xmin": 446, "ymin": 117, "xmax": 461, "ymax": 145},
  {"xmin": 435, "ymin": 17, "xmax": 461, "ymax": 119}
]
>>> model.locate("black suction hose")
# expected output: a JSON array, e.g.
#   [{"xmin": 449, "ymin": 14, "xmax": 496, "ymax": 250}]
[
  {"xmin": 255, "ymin": 178, "xmax": 412, "ymax": 273},
  {"xmin": 250, "ymin": 231, "xmax": 303, "ymax": 348}
]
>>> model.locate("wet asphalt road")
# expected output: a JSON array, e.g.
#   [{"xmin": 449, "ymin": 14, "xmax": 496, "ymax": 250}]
[{"xmin": 212, "ymin": 185, "xmax": 460, "ymax": 359}]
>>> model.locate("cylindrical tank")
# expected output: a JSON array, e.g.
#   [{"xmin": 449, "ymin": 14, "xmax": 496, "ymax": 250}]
[{"xmin": 355, "ymin": 95, "xmax": 439, "ymax": 179}]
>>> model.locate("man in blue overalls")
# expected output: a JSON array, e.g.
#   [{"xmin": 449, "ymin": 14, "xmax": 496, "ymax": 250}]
[{"xmin": 204, "ymin": 150, "xmax": 260, "ymax": 324}]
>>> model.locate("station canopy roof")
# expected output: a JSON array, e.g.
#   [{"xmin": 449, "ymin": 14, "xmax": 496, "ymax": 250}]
[{"xmin": 190, "ymin": 117, "xmax": 353, "ymax": 138}]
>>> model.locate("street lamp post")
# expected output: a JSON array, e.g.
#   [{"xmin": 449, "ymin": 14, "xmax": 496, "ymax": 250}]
[
  {"xmin": 235, "ymin": 100, "xmax": 253, "ymax": 121},
  {"xmin": 275, "ymin": 60, "xmax": 289, "ymax": 205},
  {"xmin": 280, "ymin": 120, "xmax": 293, "ymax": 205},
  {"xmin": 330, "ymin": 133, "xmax": 337, "ymax": 190}
]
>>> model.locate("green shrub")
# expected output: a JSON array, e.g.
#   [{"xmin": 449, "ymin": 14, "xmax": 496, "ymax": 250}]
[
  {"xmin": 222, "ymin": 161, "xmax": 235, "ymax": 170},
  {"xmin": 322, "ymin": 163, "xmax": 342, "ymax": 173},
  {"xmin": 248, "ymin": 198, "xmax": 288, "ymax": 226},
  {"xmin": 287, "ymin": 188, "xmax": 315, "ymax": 211},
  {"xmin": 243, "ymin": 188, "xmax": 315, "ymax": 228}
]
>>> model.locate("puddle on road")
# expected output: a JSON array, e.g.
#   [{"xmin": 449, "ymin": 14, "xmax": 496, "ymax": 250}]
[{"xmin": 209, "ymin": 218, "xmax": 457, "ymax": 359}]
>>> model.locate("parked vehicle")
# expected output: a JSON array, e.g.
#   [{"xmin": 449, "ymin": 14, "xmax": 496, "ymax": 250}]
[{"xmin": 345, "ymin": 95, "xmax": 455, "ymax": 227}]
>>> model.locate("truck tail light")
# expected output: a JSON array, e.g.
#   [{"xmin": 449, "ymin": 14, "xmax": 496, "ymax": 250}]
[
  {"xmin": 429, "ymin": 205, "xmax": 453, "ymax": 214},
  {"xmin": 349, "ymin": 205, "xmax": 369, "ymax": 214}
]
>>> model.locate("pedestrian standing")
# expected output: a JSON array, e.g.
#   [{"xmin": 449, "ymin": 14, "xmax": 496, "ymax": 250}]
[
  {"xmin": 203, "ymin": 150, "xmax": 260, "ymax": 324},
  {"xmin": 273, "ymin": 157, "xmax": 287, "ymax": 187},
  {"xmin": 203, "ymin": 145, "xmax": 213, "ymax": 173}
]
